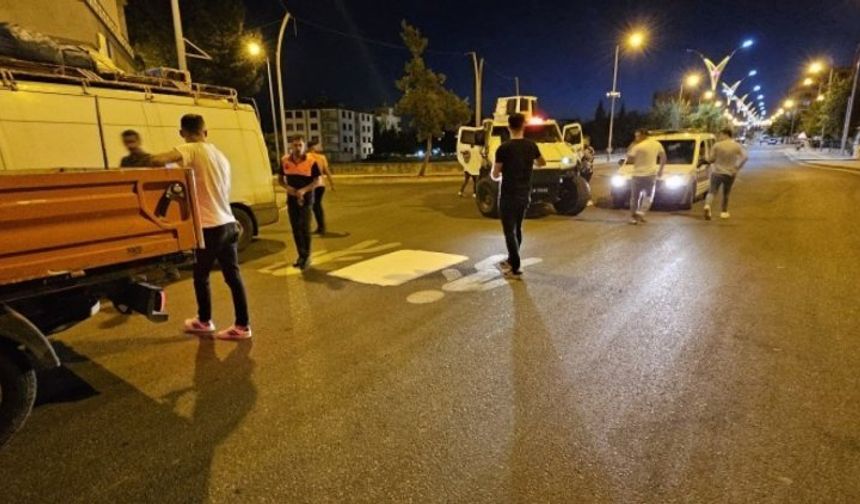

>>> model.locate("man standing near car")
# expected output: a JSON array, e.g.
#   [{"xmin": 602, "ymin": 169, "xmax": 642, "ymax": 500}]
[
  {"xmin": 150, "ymin": 114, "xmax": 252, "ymax": 340},
  {"xmin": 626, "ymin": 129, "xmax": 666, "ymax": 224},
  {"xmin": 705, "ymin": 128, "xmax": 748, "ymax": 220},
  {"xmin": 280, "ymin": 135, "xmax": 321, "ymax": 270},
  {"xmin": 491, "ymin": 113, "xmax": 546, "ymax": 279}
]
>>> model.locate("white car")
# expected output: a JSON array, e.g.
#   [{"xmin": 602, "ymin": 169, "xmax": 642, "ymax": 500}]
[{"xmin": 610, "ymin": 131, "xmax": 715, "ymax": 210}]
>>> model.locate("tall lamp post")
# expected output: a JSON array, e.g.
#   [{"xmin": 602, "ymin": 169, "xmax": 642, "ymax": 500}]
[
  {"xmin": 606, "ymin": 30, "xmax": 646, "ymax": 160},
  {"xmin": 246, "ymin": 41, "xmax": 281, "ymax": 163},
  {"xmin": 275, "ymin": 12, "xmax": 293, "ymax": 154},
  {"xmin": 466, "ymin": 52, "xmax": 485, "ymax": 127},
  {"xmin": 808, "ymin": 59, "xmax": 834, "ymax": 148},
  {"xmin": 841, "ymin": 44, "xmax": 860, "ymax": 154}
]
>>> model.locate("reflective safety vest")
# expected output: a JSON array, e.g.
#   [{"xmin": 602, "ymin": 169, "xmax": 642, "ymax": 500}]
[
  {"xmin": 282, "ymin": 155, "xmax": 315, "ymax": 176},
  {"xmin": 308, "ymin": 152, "xmax": 328, "ymax": 171}
]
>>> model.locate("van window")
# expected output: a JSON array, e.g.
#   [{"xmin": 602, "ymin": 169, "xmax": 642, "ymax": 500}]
[
  {"xmin": 658, "ymin": 140, "xmax": 696, "ymax": 164},
  {"xmin": 460, "ymin": 129, "xmax": 485, "ymax": 146},
  {"xmin": 506, "ymin": 99, "xmax": 517, "ymax": 116}
]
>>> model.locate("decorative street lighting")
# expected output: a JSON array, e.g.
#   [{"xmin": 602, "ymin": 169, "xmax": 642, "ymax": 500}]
[
  {"xmin": 687, "ymin": 40, "xmax": 754, "ymax": 91},
  {"xmin": 802, "ymin": 77, "xmax": 814, "ymax": 87},
  {"xmin": 246, "ymin": 41, "xmax": 282, "ymax": 163},
  {"xmin": 606, "ymin": 29, "xmax": 646, "ymax": 160}
]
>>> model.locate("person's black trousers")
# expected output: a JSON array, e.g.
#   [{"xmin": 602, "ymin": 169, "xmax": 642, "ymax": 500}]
[
  {"xmin": 312, "ymin": 186, "xmax": 326, "ymax": 233},
  {"xmin": 194, "ymin": 222, "xmax": 250, "ymax": 327},
  {"xmin": 499, "ymin": 197, "xmax": 529, "ymax": 272},
  {"xmin": 288, "ymin": 192, "xmax": 314, "ymax": 260}
]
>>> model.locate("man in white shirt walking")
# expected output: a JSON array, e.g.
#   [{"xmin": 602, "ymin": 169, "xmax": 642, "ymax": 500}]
[
  {"xmin": 151, "ymin": 114, "xmax": 252, "ymax": 340},
  {"xmin": 626, "ymin": 129, "xmax": 666, "ymax": 224},
  {"xmin": 705, "ymin": 128, "xmax": 749, "ymax": 220}
]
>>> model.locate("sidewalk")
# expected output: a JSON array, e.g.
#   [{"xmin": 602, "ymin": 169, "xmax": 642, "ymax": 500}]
[{"xmin": 784, "ymin": 148, "xmax": 860, "ymax": 171}]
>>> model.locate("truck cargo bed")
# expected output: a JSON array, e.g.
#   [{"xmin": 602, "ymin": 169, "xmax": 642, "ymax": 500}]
[{"xmin": 0, "ymin": 168, "xmax": 201, "ymax": 286}]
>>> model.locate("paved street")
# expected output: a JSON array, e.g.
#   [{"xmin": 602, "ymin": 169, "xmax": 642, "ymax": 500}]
[{"xmin": 1, "ymin": 147, "xmax": 859, "ymax": 503}]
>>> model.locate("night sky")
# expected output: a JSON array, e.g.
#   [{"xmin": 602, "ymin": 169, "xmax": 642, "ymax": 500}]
[{"xmin": 244, "ymin": 0, "xmax": 860, "ymax": 119}]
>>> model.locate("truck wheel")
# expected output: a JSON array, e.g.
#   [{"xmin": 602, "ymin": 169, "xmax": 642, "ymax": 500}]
[
  {"xmin": 0, "ymin": 347, "xmax": 37, "ymax": 448},
  {"xmin": 475, "ymin": 178, "xmax": 499, "ymax": 218},
  {"xmin": 556, "ymin": 176, "xmax": 591, "ymax": 216},
  {"xmin": 232, "ymin": 206, "xmax": 255, "ymax": 252}
]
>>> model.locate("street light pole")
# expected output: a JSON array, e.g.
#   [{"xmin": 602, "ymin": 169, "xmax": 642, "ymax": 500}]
[
  {"xmin": 606, "ymin": 44, "xmax": 621, "ymax": 161},
  {"xmin": 467, "ymin": 52, "xmax": 484, "ymax": 127},
  {"xmin": 840, "ymin": 44, "xmax": 860, "ymax": 154},
  {"xmin": 264, "ymin": 57, "xmax": 281, "ymax": 162},
  {"xmin": 515, "ymin": 76, "xmax": 520, "ymax": 96},
  {"xmin": 170, "ymin": 0, "xmax": 187, "ymax": 71},
  {"xmin": 275, "ymin": 12, "xmax": 293, "ymax": 155}
]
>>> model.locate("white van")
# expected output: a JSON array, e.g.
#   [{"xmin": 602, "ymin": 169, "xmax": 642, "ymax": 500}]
[
  {"xmin": 0, "ymin": 59, "xmax": 278, "ymax": 250},
  {"xmin": 610, "ymin": 131, "xmax": 715, "ymax": 210}
]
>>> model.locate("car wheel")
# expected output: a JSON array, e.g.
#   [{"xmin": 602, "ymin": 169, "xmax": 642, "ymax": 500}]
[
  {"xmin": 232, "ymin": 206, "xmax": 255, "ymax": 252},
  {"xmin": 475, "ymin": 178, "xmax": 499, "ymax": 218},
  {"xmin": 556, "ymin": 175, "xmax": 591, "ymax": 216},
  {"xmin": 0, "ymin": 347, "xmax": 37, "ymax": 449},
  {"xmin": 678, "ymin": 180, "xmax": 695, "ymax": 210}
]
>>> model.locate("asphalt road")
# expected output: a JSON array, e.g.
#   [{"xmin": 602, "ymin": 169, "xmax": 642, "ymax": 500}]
[{"xmin": 1, "ymin": 147, "xmax": 859, "ymax": 503}]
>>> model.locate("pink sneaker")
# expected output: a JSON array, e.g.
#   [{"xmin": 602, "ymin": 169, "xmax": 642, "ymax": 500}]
[
  {"xmin": 184, "ymin": 318, "xmax": 215, "ymax": 335},
  {"xmin": 216, "ymin": 325, "xmax": 253, "ymax": 341}
]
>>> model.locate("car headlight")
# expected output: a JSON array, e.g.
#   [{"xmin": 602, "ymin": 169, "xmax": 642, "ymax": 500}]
[
  {"xmin": 611, "ymin": 175, "xmax": 627, "ymax": 188},
  {"xmin": 561, "ymin": 156, "xmax": 572, "ymax": 166},
  {"xmin": 664, "ymin": 175, "xmax": 686, "ymax": 190}
]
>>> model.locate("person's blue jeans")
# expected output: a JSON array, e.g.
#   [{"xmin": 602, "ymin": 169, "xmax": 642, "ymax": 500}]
[{"xmin": 630, "ymin": 175, "xmax": 656, "ymax": 216}]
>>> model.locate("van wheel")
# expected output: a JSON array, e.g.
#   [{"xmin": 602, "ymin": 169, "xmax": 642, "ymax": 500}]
[
  {"xmin": 475, "ymin": 178, "xmax": 499, "ymax": 218},
  {"xmin": 678, "ymin": 181, "xmax": 695, "ymax": 210},
  {"xmin": 232, "ymin": 207, "xmax": 255, "ymax": 251},
  {"xmin": 0, "ymin": 347, "xmax": 37, "ymax": 448},
  {"xmin": 556, "ymin": 176, "xmax": 591, "ymax": 216},
  {"xmin": 611, "ymin": 191, "xmax": 629, "ymax": 209}
]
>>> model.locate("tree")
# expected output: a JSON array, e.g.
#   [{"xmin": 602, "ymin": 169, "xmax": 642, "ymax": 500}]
[
  {"xmin": 648, "ymin": 100, "xmax": 689, "ymax": 130},
  {"xmin": 687, "ymin": 103, "xmax": 730, "ymax": 133},
  {"xmin": 395, "ymin": 21, "xmax": 470, "ymax": 176},
  {"xmin": 125, "ymin": 0, "xmax": 263, "ymax": 97}
]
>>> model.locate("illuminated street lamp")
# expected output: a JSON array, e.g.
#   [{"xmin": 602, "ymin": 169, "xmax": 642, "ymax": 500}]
[
  {"xmin": 753, "ymin": 85, "xmax": 762, "ymax": 92},
  {"xmin": 808, "ymin": 61, "xmax": 825, "ymax": 75},
  {"xmin": 703, "ymin": 90, "xmax": 715, "ymax": 100},
  {"xmin": 679, "ymin": 73, "xmax": 702, "ymax": 101},
  {"xmin": 802, "ymin": 77, "xmax": 814, "ymax": 87},
  {"xmin": 606, "ymin": 29, "xmax": 647, "ymax": 159},
  {"xmin": 245, "ymin": 40, "xmax": 281, "ymax": 162}
]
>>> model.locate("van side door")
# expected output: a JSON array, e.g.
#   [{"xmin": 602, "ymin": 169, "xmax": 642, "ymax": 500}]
[{"xmin": 456, "ymin": 126, "xmax": 485, "ymax": 176}]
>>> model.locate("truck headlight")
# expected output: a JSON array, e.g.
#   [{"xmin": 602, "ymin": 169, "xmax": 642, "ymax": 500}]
[
  {"xmin": 611, "ymin": 175, "xmax": 627, "ymax": 188},
  {"xmin": 664, "ymin": 175, "xmax": 686, "ymax": 190},
  {"xmin": 561, "ymin": 156, "xmax": 572, "ymax": 166}
]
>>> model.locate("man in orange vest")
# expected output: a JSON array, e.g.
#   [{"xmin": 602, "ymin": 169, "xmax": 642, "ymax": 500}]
[
  {"xmin": 307, "ymin": 139, "xmax": 334, "ymax": 235},
  {"xmin": 281, "ymin": 135, "xmax": 321, "ymax": 270}
]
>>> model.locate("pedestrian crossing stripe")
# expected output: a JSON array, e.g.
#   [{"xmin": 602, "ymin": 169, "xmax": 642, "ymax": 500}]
[{"xmin": 328, "ymin": 250, "xmax": 468, "ymax": 287}]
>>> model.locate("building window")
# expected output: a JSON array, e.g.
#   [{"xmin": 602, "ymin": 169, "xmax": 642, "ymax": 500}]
[
  {"xmin": 286, "ymin": 124, "xmax": 294, "ymax": 131},
  {"xmin": 311, "ymin": 136, "xmax": 320, "ymax": 142},
  {"xmin": 310, "ymin": 111, "xmax": 318, "ymax": 118},
  {"xmin": 297, "ymin": 124, "xmax": 304, "ymax": 130},
  {"xmin": 296, "ymin": 111, "xmax": 304, "ymax": 118},
  {"xmin": 310, "ymin": 124, "xmax": 319, "ymax": 131},
  {"xmin": 343, "ymin": 136, "xmax": 348, "ymax": 143},
  {"xmin": 286, "ymin": 111, "xmax": 294, "ymax": 119}
]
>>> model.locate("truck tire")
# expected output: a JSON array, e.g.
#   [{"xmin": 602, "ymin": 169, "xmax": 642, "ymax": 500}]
[
  {"xmin": 475, "ymin": 178, "xmax": 499, "ymax": 218},
  {"xmin": 232, "ymin": 206, "xmax": 255, "ymax": 252},
  {"xmin": 556, "ymin": 176, "xmax": 591, "ymax": 216},
  {"xmin": 0, "ymin": 347, "xmax": 37, "ymax": 448}
]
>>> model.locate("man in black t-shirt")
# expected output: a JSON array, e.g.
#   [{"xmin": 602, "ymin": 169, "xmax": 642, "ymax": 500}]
[
  {"xmin": 119, "ymin": 130, "xmax": 153, "ymax": 167},
  {"xmin": 491, "ymin": 113, "xmax": 546, "ymax": 278}
]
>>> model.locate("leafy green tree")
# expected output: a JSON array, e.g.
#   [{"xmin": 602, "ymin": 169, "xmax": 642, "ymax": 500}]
[
  {"xmin": 125, "ymin": 0, "xmax": 263, "ymax": 96},
  {"xmin": 687, "ymin": 103, "xmax": 730, "ymax": 133},
  {"xmin": 648, "ymin": 100, "xmax": 689, "ymax": 130},
  {"xmin": 395, "ymin": 21, "xmax": 470, "ymax": 176}
]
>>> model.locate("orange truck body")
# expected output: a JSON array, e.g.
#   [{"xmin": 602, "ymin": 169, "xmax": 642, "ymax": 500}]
[{"xmin": 0, "ymin": 168, "xmax": 202, "ymax": 287}]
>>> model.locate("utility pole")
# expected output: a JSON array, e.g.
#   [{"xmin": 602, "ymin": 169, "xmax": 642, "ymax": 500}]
[
  {"xmin": 170, "ymin": 0, "xmax": 187, "ymax": 71},
  {"xmin": 841, "ymin": 44, "xmax": 860, "ymax": 153},
  {"xmin": 515, "ymin": 76, "xmax": 520, "ymax": 96},
  {"xmin": 275, "ymin": 12, "xmax": 293, "ymax": 154},
  {"xmin": 606, "ymin": 44, "xmax": 622, "ymax": 161},
  {"xmin": 467, "ymin": 52, "xmax": 484, "ymax": 126}
]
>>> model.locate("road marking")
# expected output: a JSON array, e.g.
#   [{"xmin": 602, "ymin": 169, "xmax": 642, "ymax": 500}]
[
  {"xmin": 257, "ymin": 240, "xmax": 401, "ymax": 277},
  {"xmin": 406, "ymin": 254, "xmax": 544, "ymax": 304},
  {"xmin": 329, "ymin": 250, "xmax": 468, "ymax": 286}
]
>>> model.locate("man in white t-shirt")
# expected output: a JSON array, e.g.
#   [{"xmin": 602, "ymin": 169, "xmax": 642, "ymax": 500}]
[
  {"xmin": 151, "ymin": 114, "xmax": 252, "ymax": 340},
  {"xmin": 705, "ymin": 128, "xmax": 748, "ymax": 220},
  {"xmin": 626, "ymin": 129, "xmax": 666, "ymax": 224}
]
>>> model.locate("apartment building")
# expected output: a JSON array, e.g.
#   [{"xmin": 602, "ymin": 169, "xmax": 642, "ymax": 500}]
[{"xmin": 284, "ymin": 107, "xmax": 375, "ymax": 162}]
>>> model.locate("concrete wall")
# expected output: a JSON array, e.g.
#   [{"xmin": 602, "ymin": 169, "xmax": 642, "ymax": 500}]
[{"xmin": 0, "ymin": 0, "xmax": 135, "ymax": 71}]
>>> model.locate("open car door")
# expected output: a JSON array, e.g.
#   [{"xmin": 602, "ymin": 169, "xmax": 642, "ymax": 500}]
[
  {"xmin": 563, "ymin": 123, "xmax": 584, "ymax": 155},
  {"xmin": 456, "ymin": 126, "xmax": 485, "ymax": 176}
]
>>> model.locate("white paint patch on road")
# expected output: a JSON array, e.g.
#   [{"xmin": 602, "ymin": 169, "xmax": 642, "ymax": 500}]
[
  {"xmin": 406, "ymin": 290, "xmax": 446, "ymax": 304},
  {"xmin": 329, "ymin": 250, "xmax": 468, "ymax": 286}
]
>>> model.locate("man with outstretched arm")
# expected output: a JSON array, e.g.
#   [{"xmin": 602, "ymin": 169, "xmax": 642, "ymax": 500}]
[
  {"xmin": 149, "ymin": 114, "xmax": 252, "ymax": 340},
  {"xmin": 491, "ymin": 113, "xmax": 546, "ymax": 279},
  {"xmin": 626, "ymin": 129, "xmax": 666, "ymax": 224}
]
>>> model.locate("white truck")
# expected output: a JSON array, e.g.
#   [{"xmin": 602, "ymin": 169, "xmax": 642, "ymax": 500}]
[
  {"xmin": 456, "ymin": 96, "xmax": 590, "ymax": 217},
  {"xmin": 0, "ymin": 56, "xmax": 278, "ymax": 250}
]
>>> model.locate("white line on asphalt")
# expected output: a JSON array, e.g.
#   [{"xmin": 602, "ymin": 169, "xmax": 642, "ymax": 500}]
[{"xmin": 329, "ymin": 250, "xmax": 468, "ymax": 286}]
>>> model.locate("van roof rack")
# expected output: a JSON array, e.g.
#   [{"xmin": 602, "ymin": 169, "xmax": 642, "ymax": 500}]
[{"xmin": 0, "ymin": 56, "xmax": 239, "ymax": 105}]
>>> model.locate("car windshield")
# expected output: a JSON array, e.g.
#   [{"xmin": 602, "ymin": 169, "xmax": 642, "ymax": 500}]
[
  {"xmin": 658, "ymin": 140, "xmax": 696, "ymax": 164},
  {"xmin": 492, "ymin": 124, "xmax": 561, "ymax": 143}
]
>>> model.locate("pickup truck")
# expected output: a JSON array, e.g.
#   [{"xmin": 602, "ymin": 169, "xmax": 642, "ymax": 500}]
[{"xmin": 0, "ymin": 168, "xmax": 201, "ymax": 447}]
